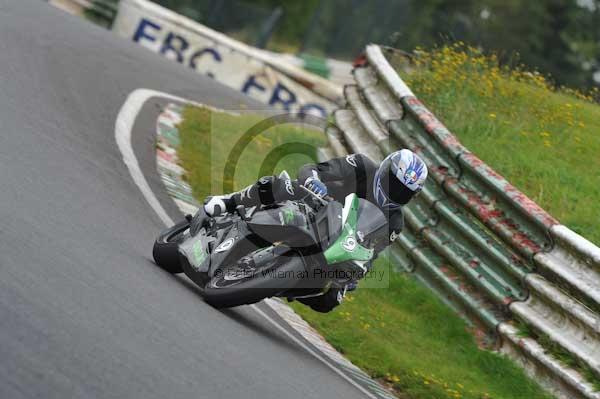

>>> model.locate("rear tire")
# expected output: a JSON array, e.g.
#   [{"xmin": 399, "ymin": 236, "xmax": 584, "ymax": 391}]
[
  {"xmin": 202, "ymin": 254, "xmax": 307, "ymax": 309},
  {"xmin": 152, "ymin": 219, "xmax": 190, "ymax": 274}
]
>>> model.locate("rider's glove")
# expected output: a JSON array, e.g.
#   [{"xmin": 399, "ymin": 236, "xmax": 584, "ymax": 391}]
[
  {"xmin": 204, "ymin": 196, "xmax": 227, "ymax": 216},
  {"xmin": 304, "ymin": 177, "xmax": 328, "ymax": 198}
]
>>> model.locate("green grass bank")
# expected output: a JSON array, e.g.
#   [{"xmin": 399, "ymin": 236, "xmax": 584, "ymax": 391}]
[{"xmin": 402, "ymin": 44, "xmax": 600, "ymax": 244}]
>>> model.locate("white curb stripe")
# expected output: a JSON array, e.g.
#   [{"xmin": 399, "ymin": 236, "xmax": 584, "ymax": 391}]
[{"xmin": 115, "ymin": 89, "xmax": 188, "ymax": 227}]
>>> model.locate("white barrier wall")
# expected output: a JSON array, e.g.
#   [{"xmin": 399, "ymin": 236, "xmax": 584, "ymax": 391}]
[{"xmin": 112, "ymin": 0, "xmax": 341, "ymax": 117}]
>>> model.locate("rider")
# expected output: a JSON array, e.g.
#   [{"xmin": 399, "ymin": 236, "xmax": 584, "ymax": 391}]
[{"xmin": 203, "ymin": 150, "xmax": 428, "ymax": 312}]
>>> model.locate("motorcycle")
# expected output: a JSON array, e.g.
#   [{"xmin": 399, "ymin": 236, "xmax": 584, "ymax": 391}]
[{"xmin": 152, "ymin": 179, "xmax": 389, "ymax": 311}]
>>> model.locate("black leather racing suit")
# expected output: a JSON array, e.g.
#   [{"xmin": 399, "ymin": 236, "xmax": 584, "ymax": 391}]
[{"xmin": 215, "ymin": 153, "xmax": 404, "ymax": 312}]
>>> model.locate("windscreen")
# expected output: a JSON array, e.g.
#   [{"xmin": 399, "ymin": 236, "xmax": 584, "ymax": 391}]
[{"xmin": 355, "ymin": 199, "xmax": 388, "ymax": 237}]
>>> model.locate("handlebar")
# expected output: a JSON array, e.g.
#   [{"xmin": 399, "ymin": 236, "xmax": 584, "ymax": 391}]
[{"xmin": 299, "ymin": 185, "xmax": 332, "ymax": 207}]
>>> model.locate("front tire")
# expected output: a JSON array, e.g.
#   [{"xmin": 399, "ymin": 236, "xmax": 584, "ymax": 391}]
[{"xmin": 152, "ymin": 219, "xmax": 190, "ymax": 274}]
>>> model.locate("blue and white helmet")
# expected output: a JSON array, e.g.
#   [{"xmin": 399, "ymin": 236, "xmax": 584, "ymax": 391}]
[{"xmin": 373, "ymin": 149, "xmax": 428, "ymax": 209}]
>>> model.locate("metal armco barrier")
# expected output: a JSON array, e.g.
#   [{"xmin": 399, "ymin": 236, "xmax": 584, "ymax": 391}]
[{"xmin": 323, "ymin": 44, "xmax": 600, "ymax": 399}]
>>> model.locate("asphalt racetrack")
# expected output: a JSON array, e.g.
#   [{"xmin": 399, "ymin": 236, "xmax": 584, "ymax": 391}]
[{"xmin": 0, "ymin": 2, "xmax": 367, "ymax": 398}]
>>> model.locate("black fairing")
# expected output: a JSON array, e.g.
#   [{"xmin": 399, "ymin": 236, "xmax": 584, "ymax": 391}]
[
  {"xmin": 207, "ymin": 221, "xmax": 262, "ymax": 278},
  {"xmin": 180, "ymin": 218, "xmax": 263, "ymax": 287},
  {"xmin": 246, "ymin": 202, "xmax": 318, "ymax": 249}
]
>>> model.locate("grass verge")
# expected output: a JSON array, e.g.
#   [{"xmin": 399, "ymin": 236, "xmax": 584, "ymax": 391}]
[
  {"xmin": 177, "ymin": 105, "xmax": 553, "ymax": 399},
  {"xmin": 176, "ymin": 107, "xmax": 326, "ymax": 200},
  {"xmin": 401, "ymin": 44, "xmax": 600, "ymax": 244}
]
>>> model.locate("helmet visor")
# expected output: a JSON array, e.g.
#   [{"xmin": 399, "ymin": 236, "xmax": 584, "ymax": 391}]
[{"xmin": 379, "ymin": 166, "xmax": 418, "ymax": 205}]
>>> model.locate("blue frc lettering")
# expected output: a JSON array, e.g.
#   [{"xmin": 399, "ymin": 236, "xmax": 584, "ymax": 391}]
[
  {"xmin": 242, "ymin": 75, "xmax": 266, "ymax": 95},
  {"xmin": 131, "ymin": 18, "xmax": 329, "ymax": 116},
  {"xmin": 190, "ymin": 48, "xmax": 222, "ymax": 70},
  {"xmin": 160, "ymin": 32, "xmax": 189, "ymax": 63},
  {"xmin": 133, "ymin": 18, "xmax": 161, "ymax": 44},
  {"xmin": 269, "ymin": 83, "xmax": 296, "ymax": 110}
]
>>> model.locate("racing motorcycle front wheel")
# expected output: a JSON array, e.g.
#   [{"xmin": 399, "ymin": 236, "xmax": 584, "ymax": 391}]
[{"xmin": 152, "ymin": 219, "xmax": 190, "ymax": 274}]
